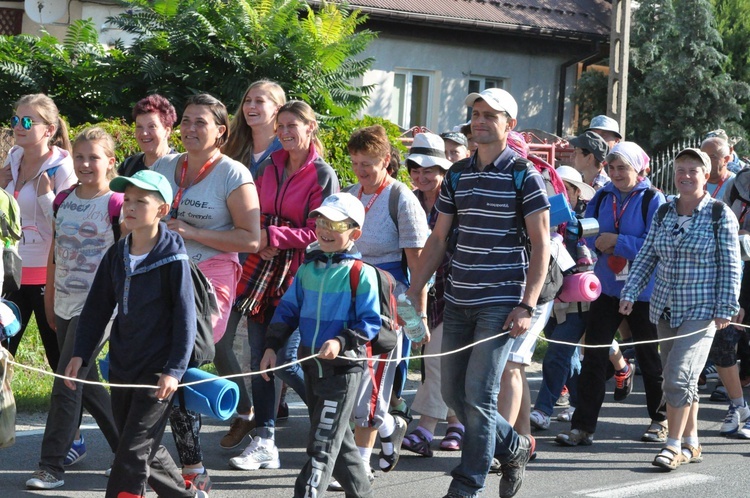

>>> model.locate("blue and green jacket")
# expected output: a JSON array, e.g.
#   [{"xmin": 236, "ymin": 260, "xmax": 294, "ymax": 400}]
[{"xmin": 265, "ymin": 241, "xmax": 381, "ymax": 377}]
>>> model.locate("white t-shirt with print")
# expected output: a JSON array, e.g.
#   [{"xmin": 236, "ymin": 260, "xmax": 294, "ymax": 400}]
[
  {"xmin": 54, "ymin": 190, "xmax": 117, "ymax": 319},
  {"xmin": 152, "ymin": 154, "xmax": 254, "ymax": 262}
]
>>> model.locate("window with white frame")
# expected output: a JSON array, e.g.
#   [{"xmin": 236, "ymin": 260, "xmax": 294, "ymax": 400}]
[
  {"xmin": 391, "ymin": 70, "xmax": 433, "ymax": 129},
  {"xmin": 466, "ymin": 77, "xmax": 505, "ymax": 121}
]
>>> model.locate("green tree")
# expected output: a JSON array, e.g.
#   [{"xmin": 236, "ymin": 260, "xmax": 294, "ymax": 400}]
[
  {"xmin": 108, "ymin": 0, "xmax": 374, "ymax": 121},
  {"xmin": 0, "ymin": 20, "xmax": 129, "ymax": 123},
  {"xmin": 628, "ymin": 0, "xmax": 750, "ymax": 151}
]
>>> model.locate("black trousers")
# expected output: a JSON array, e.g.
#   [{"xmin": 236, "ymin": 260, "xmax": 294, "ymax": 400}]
[
  {"xmin": 571, "ymin": 294, "xmax": 666, "ymax": 434},
  {"xmin": 107, "ymin": 373, "xmax": 193, "ymax": 498},
  {"xmin": 4, "ymin": 284, "xmax": 59, "ymax": 371},
  {"xmin": 294, "ymin": 368, "xmax": 373, "ymax": 498}
]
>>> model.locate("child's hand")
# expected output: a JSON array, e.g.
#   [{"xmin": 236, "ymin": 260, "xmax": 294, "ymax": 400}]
[
  {"xmin": 318, "ymin": 339, "xmax": 341, "ymax": 360},
  {"xmin": 260, "ymin": 349, "xmax": 276, "ymax": 381},
  {"xmin": 156, "ymin": 373, "xmax": 179, "ymax": 401},
  {"xmin": 64, "ymin": 357, "xmax": 83, "ymax": 390},
  {"xmin": 0, "ymin": 165, "xmax": 12, "ymax": 189}
]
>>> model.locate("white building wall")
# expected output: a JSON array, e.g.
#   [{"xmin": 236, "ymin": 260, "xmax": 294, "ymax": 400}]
[{"xmin": 360, "ymin": 33, "xmax": 574, "ymax": 135}]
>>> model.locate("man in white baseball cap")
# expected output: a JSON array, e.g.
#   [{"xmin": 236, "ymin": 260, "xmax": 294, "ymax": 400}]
[{"xmin": 407, "ymin": 86, "xmax": 548, "ymax": 498}]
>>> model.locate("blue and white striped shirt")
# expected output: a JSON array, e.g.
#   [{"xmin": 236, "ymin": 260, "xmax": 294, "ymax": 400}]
[{"xmin": 436, "ymin": 147, "xmax": 549, "ymax": 307}]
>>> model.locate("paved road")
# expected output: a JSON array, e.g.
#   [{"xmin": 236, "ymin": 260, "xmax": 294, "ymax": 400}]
[{"xmin": 4, "ymin": 373, "xmax": 750, "ymax": 497}]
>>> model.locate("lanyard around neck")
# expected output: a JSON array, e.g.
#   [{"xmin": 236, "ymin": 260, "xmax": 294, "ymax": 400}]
[
  {"xmin": 170, "ymin": 151, "xmax": 220, "ymax": 218},
  {"xmin": 358, "ymin": 177, "xmax": 391, "ymax": 214}
]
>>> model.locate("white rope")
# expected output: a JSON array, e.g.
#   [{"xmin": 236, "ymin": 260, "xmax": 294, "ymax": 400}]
[{"xmin": 3, "ymin": 320, "xmax": 743, "ymax": 390}]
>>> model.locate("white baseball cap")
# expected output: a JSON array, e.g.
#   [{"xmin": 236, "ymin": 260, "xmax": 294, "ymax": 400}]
[
  {"xmin": 310, "ymin": 192, "xmax": 366, "ymax": 228},
  {"xmin": 465, "ymin": 88, "xmax": 518, "ymax": 120}
]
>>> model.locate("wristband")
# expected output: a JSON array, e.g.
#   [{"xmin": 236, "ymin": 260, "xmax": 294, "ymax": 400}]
[{"xmin": 516, "ymin": 302, "xmax": 534, "ymax": 316}]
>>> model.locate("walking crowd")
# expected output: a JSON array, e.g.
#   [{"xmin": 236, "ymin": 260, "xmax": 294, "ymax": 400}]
[{"xmin": 1, "ymin": 81, "xmax": 749, "ymax": 498}]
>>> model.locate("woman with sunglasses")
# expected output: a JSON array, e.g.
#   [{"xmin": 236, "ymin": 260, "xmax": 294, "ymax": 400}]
[
  {"xmin": 1, "ymin": 94, "xmax": 76, "ymax": 370},
  {"xmin": 229, "ymin": 100, "xmax": 338, "ymax": 472},
  {"xmin": 151, "ymin": 93, "xmax": 262, "ymax": 491}
]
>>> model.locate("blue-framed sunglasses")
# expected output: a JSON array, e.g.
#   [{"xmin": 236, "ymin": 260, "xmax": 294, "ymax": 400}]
[{"xmin": 11, "ymin": 115, "xmax": 41, "ymax": 130}]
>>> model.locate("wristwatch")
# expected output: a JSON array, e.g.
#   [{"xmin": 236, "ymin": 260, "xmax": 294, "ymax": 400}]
[{"xmin": 516, "ymin": 303, "xmax": 534, "ymax": 316}]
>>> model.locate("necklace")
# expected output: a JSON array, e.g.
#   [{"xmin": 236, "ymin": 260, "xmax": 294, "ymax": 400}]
[{"xmin": 77, "ymin": 185, "xmax": 106, "ymax": 200}]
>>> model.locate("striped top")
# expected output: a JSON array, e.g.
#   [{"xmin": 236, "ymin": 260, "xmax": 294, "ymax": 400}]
[{"xmin": 436, "ymin": 147, "xmax": 549, "ymax": 307}]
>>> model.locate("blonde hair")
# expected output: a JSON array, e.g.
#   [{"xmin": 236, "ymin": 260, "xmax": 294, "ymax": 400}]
[
  {"xmin": 277, "ymin": 100, "xmax": 324, "ymax": 156},
  {"xmin": 72, "ymin": 127, "xmax": 118, "ymax": 180},
  {"xmin": 15, "ymin": 93, "xmax": 71, "ymax": 153},
  {"xmin": 223, "ymin": 80, "xmax": 287, "ymax": 165}
]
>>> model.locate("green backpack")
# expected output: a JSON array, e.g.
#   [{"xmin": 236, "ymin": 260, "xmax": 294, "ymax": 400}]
[{"xmin": 0, "ymin": 189, "xmax": 22, "ymax": 294}]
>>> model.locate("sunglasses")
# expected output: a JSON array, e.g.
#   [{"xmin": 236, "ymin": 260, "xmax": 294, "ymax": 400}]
[
  {"xmin": 11, "ymin": 115, "xmax": 43, "ymax": 130},
  {"xmin": 315, "ymin": 217, "xmax": 357, "ymax": 233}
]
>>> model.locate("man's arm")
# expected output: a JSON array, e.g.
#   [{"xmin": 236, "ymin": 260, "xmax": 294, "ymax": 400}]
[
  {"xmin": 405, "ymin": 212, "xmax": 454, "ymax": 307},
  {"xmin": 502, "ymin": 208, "xmax": 550, "ymax": 337}
]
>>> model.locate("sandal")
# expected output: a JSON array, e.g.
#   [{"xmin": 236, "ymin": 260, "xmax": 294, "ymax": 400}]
[
  {"xmin": 440, "ymin": 425, "xmax": 464, "ymax": 451},
  {"xmin": 682, "ymin": 444, "xmax": 703, "ymax": 463},
  {"xmin": 402, "ymin": 428, "xmax": 433, "ymax": 457},
  {"xmin": 652, "ymin": 446, "xmax": 685, "ymax": 471}
]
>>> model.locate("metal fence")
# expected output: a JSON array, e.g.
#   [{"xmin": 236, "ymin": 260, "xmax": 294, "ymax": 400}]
[{"xmin": 648, "ymin": 135, "xmax": 702, "ymax": 195}]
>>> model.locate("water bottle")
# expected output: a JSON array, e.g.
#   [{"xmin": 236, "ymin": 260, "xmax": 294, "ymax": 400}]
[{"xmin": 397, "ymin": 293, "xmax": 426, "ymax": 342}]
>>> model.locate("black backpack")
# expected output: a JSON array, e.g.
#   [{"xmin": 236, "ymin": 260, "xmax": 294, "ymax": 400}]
[
  {"xmin": 161, "ymin": 260, "xmax": 218, "ymax": 367},
  {"xmin": 349, "ymin": 259, "xmax": 399, "ymax": 355}
]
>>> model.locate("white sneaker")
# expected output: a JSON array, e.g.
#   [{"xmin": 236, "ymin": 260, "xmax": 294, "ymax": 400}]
[
  {"xmin": 738, "ymin": 419, "xmax": 750, "ymax": 439},
  {"xmin": 530, "ymin": 410, "xmax": 550, "ymax": 430},
  {"xmin": 719, "ymin": 402, "xmax": 750, "ymax": 436},
  {"xmin": 557, "ymin": 407, "xmax": 576, "ymax": 422},
  {"xmin": 26, "ymin": 470, "xmax": 64, "ymax": 490},
  {"xmin": 229, "ymin": 436, "xmax": 281, "ymax": 470},
  {"xmin": 327, "ymin": 478, "xmax": 344, "ymax": 492}
]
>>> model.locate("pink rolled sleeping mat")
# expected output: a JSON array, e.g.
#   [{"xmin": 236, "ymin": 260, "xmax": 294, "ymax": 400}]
[{"xmin": 556, "ymin": 271, "xmax": 601, "ymax": 303}]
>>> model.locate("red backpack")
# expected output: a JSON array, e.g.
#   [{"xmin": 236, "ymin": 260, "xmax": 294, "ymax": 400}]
[{"xmin": 349, "ymin": 259, "xmax": 399, "ymax": 355}]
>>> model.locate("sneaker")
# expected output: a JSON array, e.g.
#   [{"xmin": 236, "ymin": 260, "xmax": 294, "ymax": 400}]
[
  {"xmin": 737, "ymin": 419, "xmax": 750, "ymax": 439},
  {"xmin": 530, "ymin": 410, "xmax": 550, "ymax": 430},
  {"xmin": 104, "ymin": 467, "xmax": 112, "ymax": 477},
  {"xmin": 184, "ymin": 470, "xmax": 212, "ymax": 492},
  {"xmin": 702, "ymin": 362, "xmax": 719, "ymax": 380},
  {"xmin": 741, "ymin": 376, "xmax": 750, "ymax": 388},
  {"xmin": 641, "ymin": 421, "xmax": 668, "ymax": 442},
  {"xmin": 194, "ymin": 491, "xmax": 209, "ymax": 498},
  {"xmin": 499, "ymin": 434, "xmax": 535, "ymax": 498},
  {"xmin": 490, "ymin": 457, "xmax": 501, "ymax": 473},
  {"xmin": 220, "ymin": 415, "xmax": 256, "ymax": 449},
  {"xmin": 64, "ymin": 436, "xmax": 87, "ymax": 467},
  {"xmin": 555, "ymin": 428, "xmax": 593, "ymax": 446},
  {"xmin": 557, "ymin": 407, "xmax": 576, "ymax": 422},
  {"xmin": 613, "ymin": 364, "xmax": 634, "ymax": 401},
  {"xmin": 26, "ymin": 470, "xmax": 64, "ymax": 490},
  {"xmin": 229, "ymin": 436, "xmax": 281, "ymax": 470},
  {"xmin": 555, "ymin": 386, "xmax": 570, "ymax": 407},
  {"xmin": 711, "ymin": 385, "xmax": 730, "ymax": 403},
  {"xmin": 327, "ymin": 477, "xmax": 344, "ymax": 492},
  {"xmin": 719, "ymin": 402, "xmax": 750, "ymax": 435},
  {"xmin": 379, "ymin": 414, "xmax": 408, "ymax": 472}
]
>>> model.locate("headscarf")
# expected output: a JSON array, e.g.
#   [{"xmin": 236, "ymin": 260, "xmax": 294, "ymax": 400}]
[{"xmin": 609, "ymin": 141, "xmax": 650, "ymax": 174}]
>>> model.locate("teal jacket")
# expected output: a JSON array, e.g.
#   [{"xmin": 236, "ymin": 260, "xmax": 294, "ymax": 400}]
[{"xmin": 266, "ymin": 241, "xmax": 381, "ymax": 377}]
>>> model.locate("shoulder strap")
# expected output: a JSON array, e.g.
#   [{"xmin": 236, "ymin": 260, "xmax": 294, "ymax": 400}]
[
  {"xmin": 52, "ymin": 185, "xmax": 78, "ymax": 218},
  {"xmin": 349, "ymin": 259, "xmax": 364, "ymax": 299},
  {"xmin": 108, "ymin": 194, "xmax": 121, "ymax": 241},
  {"xmin": 641, "ymin": 187, "xmax": 658, "ymax": 225},
  {"xmin": 388, "ymin": 181, "xmax": 411, "ymax": 229},
  {"xmin": 711, "ymin": 200, "xmax": 725, "ymax": 243},
  {"xmin": 444, "ymin": 156, "xmax": 472, "ymax": 200},
  {"xmin": 655, "ymin": 202, "xmax": 670, "ymax": 226},
  {"xmin": 512, "ymin": 157, "xmax": 532, "ymax": 246}
]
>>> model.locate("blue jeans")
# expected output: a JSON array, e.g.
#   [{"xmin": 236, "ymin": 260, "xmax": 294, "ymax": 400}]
[
  {"xmin": 534, "ymin": 310, "xmax": 587, "ymax": 416},
  {"xmin": 441, "ymin": 303, "xmax": 519, "ymax": 497}
]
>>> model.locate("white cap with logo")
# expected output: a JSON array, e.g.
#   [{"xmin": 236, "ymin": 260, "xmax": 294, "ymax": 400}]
[{"xmin": 465, "ymin": 88, "xmax": 518, "ymax": 120}]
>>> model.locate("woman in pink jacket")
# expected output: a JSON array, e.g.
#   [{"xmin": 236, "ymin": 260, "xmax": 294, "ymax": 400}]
[{"xmin": 228, "ymin": 100, "xmax": 339, "ymax": 471}]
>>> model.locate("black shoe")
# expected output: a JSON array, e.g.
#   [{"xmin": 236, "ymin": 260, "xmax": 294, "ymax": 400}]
[
  {"xmin": 614, "ymin": 363, "xmax": 635, "ymax": 401},
  {"xmin": 276, "ymin": 401, "xmax": 289, "ymax": 421},
  {"xmin": 499, "ymin": 435, "xmax": 535, "ymax": 498}
]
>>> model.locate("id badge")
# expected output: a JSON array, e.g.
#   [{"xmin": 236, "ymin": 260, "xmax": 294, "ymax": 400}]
[{"xmin": 615, "ymin": 261, "xmax": 630, "ymax": 281}]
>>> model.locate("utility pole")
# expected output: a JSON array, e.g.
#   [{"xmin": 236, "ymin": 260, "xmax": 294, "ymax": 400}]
[{"xmin": 607, "ymin": 0, "xmax": 631, "ymax": 137}]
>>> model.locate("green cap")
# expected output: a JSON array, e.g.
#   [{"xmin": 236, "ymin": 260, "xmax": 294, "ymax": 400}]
[{"xmin": 110, "ymin": 170, "xmax": 174, "ymax": 205}]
